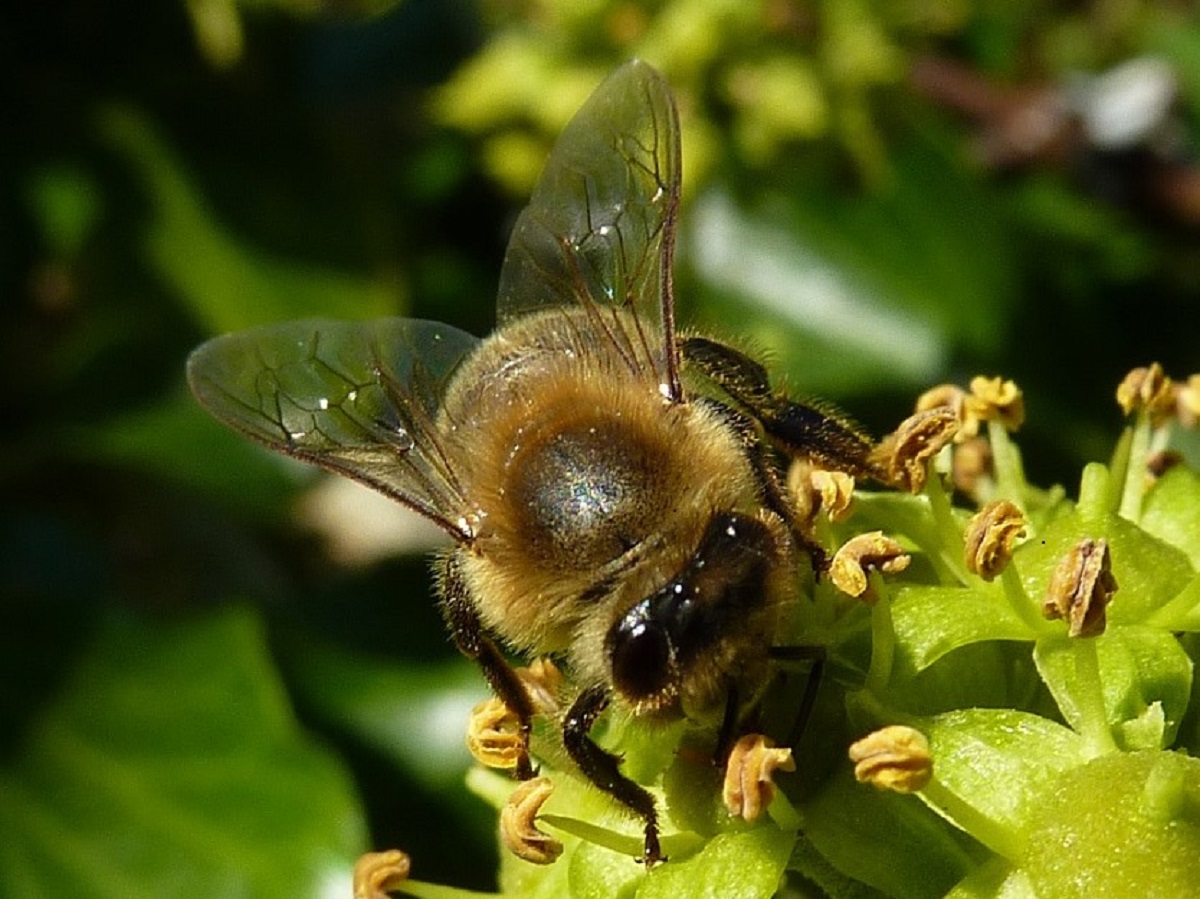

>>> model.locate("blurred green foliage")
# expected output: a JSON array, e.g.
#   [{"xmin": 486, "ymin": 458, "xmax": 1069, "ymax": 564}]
[{"xmin": 3, "ymin": 1, "xmax": 1199, "ymax": 897}]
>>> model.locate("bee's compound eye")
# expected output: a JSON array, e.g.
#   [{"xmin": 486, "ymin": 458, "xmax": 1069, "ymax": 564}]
[{"xmin": 608, "ymin": 612, "xmax": 673, "ymax": 702}]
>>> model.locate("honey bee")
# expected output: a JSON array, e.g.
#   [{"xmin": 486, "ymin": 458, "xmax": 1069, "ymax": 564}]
[{"xmin": 187, "ymin": 60, "xmax": 879, "ymax": 866}]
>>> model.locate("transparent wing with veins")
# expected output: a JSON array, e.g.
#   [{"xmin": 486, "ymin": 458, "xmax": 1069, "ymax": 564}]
[
  {"xmin": 186, "ymin": 318, "xmax": 480, "ymax": 540},
  {"xmin": 496, "ymin": 59, "xmax": 684, "ymax": 401}
]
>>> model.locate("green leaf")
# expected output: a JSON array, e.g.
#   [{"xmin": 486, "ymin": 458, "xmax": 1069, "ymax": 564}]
[
  {"xmin": 1140, "ymin": 466, "xmax": 1200, "ymax": 569},
  {"xmin": 686, "ymin": 145, "xmax": 1017, "ymax": 396},
  {"xmin": 1033, "ymin": 627, "xmax": 1193, "ymax": 751},
  {"xmin": 1016, "ymin": 509, "xmax": 1195, "ymax": 624},
  {"xmin": 923, "ymin": 709, "xmax": 1086, "ymax": 834},
  {"xmin": 72, "ymin": 388, "xmax": 299, "ymax": 520},
  {"xmin": 787, "ymin": 832, "xmax": 891, "ymax": 899},
  {"xmin": 563, "ymin": 839, "xmax": 643, "ymax": 899},
  {"xmin": 1020, "ymin": 751, "xmax": 1200, "ymax": 899},
  {"xmin": 1007, "ymin": 175, "xmax": 1157, "ymax": 285},
  {"xmin": 1147, "ymin": 573, "xmax": 1200, "ymax": 632},
  {"xmin": 492, "ymin": 765, "xmax": 647, "ymax": 899},
  {"xmin": 687, "ymin": 191, "xmax": 944, "ymax": 395},
  {"xmin": 886, "ymin": 639, "xmax": 1037, "ymax": 718},
  {"xmin": 96, "ymin": 106, "xmax": 396, "ymax": 334},
  {"xmin": 284, "ymin": 637, "xmax": 485, "ymax": 790},
  {"xmin": 942, "ymin": 858, "xmax": 1035, "ymax": 899},
  {"xmin": 26, "ymin": 164, "xmax": 101, "ymax": 258},
  {"xmin": 891, "ymin": 584, "xmax": 1037, "ymax": 672},
  {"xmin": 489, "ymin": 725, "xmax": 793, "ymax": 899},
  {"xmin": 635, "ymin": 827, "xmax": 794, "ymax": 899},
  {"xmin": 802, "ymin": 766, "xmax": 979, "ymax": 899},
  {"xmin": 0, "ymin": 605, "xmax": 365, "ymax": 898}
]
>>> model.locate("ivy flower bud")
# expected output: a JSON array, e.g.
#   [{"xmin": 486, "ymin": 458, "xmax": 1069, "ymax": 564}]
[
  {"xmin": 870, "ymin": 407, "xmax": 960, "ymax": 493},
  {"xmin": 1042, "ymin": 538, "xmax": 1117, "ymax": 637},
  {"xmin": 353, "ymin": 849, "xmax": 411, "ymax": 899},
  {"xmin": 500, "ymin": 777, "xmax": 563, "ymax": 865},
  {"xmin": 830, "ymin": 532, "xmax": 911, "ymax": 603},
  {"xmin": 849, "ymin": 725, "xmax": 933, "ymax": 793},
  {"xmin": 722, "ymin": 733, "xmax": 796, "ymax": 822},
  {"xmin": 1116, "ymin": 363, "xmax": 1175, "ymax": 426},
  {"xmin": 964, "ymin": 500, "xmax": 1026, "ymax": 581}
]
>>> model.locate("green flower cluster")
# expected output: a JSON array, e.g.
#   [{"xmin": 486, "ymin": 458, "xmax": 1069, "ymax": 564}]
[
  {"xmin": 432, "ymin": 0, "xmax": 949, "ymax": 193},
  {"xmin": 382, "ymin": 367, "xmax": 1200, "ymax": 899}
]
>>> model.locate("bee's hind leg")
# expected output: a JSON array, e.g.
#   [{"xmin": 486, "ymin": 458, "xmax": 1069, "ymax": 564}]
[{"xmin": 437, "ymin": 553, "xmax": 537, "ymax": 780}]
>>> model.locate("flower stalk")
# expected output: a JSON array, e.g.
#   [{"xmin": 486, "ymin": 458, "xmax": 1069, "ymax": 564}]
[
  {"xmin": 923, "ymin": 464, "xmax": 972, "ymax": 585},
  {"xmin": 917, "ymin": 777, "xmax": 1025, "ymax": 862},
  {"xmin": 865, "ymin": 572, "xmax": 896, "ymax": 695},
  {"xmin": 1070, "ymin": 637, "xmax": 1120, "ymax": 757}
]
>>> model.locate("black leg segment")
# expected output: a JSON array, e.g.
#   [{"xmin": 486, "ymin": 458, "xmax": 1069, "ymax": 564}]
[
  {"xmin": 682, "ymin": 336, "xmax": 878, "ymax": 479},
  {"xmin": 437, "ymin": 553, "xmax": 537, "ymax": 780},
  {"xmin": 562, "ymin": 684, "xmax": 663, "ymax": 865}
]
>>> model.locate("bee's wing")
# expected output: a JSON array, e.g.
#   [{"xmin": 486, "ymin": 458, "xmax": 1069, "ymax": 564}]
[
  {"xmin": 496, "ymin": 59, "xmax": 684, "ymax": 401},
  {"xmin": 187, "ymin": 318, "xmax": 479, "ymax": 540}
]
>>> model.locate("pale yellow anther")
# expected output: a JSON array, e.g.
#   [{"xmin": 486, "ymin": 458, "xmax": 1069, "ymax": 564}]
[
  {"xmin": 353, "ymin": 849, "xmax": 411, "ymax": 899},
  {"xmin": 1042, "ymin": 537, "xmax": 1117, "ymax": 638},
  {"xmin": 499, "ymin": 777, "xmax": 563, "ymax": 865},
  {"xmin": 786, "ymin": 458, "xmax": 819, "ymax": 525},
  {"xmin": 722, "ymin": 733, "xmax": 796, "ymax": 822},
  {"xmin": 517, "ymin": 657, "xmax": 565, "ymax": 717},
  {"xmin": 963, "ymin": 500, "xmax": 1026, "ymax": 581},
  {"xmin": 812, "ymin": 469, "xmax": 857, "ymax": 522},
  {"xmin": 790, "ymin": 458, "xmax": 858, "ymax": 524},
  {"xmin": 1116, "ymin": 363, "xmax": 1175, "ymax": 426},
  {"xmin": 964, "ymin": 376, "xmax": 1025, "ymax": 434},
  {"xmin": 849, "ymin": 725, "xmax": 933, "ymax": 793},
  {"xmin": 465, "ymin": 696, "xmax": 525, "ymax": 770},
  {"xmin": 870, "ymin": 407, "xmax": 960, "ymax": 493},
  {"xmin": 915, "ymin": 383, "xmax": 967, "ymax": 417},
  {"xmin": 830, "ymin": 532, "xmax": 911, "ymax": 604}
]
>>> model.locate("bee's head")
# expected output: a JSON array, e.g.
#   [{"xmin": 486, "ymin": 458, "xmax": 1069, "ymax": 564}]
[{"xmin": 604, "ymin": 511, "xmax": 787, "ymax": 717}]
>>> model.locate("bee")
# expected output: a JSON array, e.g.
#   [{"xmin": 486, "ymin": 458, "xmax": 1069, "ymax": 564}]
[{"xmin": 187, "ymin": 60, "xmax": 879, "ymax": 866}]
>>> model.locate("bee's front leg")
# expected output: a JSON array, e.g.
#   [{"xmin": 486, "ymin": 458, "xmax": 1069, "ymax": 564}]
[{"xmin": 562, "ymin": 684, "xmax": 663, "ymax": 866}]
